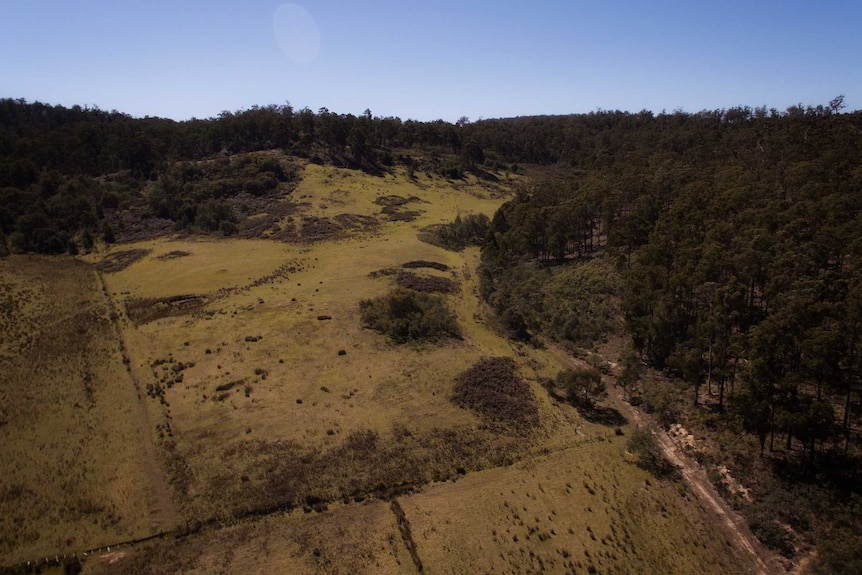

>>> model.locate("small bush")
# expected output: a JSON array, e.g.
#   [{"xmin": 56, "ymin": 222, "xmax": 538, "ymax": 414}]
[
  {"xmin": 641, "ymin": 379, "xmax": 684, "ymax": 427},
  {"xmin": 359, "ymin": 288, "xmax": 460, "ymax": 343},
  {"xmin": 402, "ymin": 260, "xmax": 449, "ymax": 271},
  {"xmin": 215, "ymin": 380, "xmax": 243, "ymax": 393},
  {"xmin": 748, "ymin": 518, "xmax": 796, "ymax": 558}
]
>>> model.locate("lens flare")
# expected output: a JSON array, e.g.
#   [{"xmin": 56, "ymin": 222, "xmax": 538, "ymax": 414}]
[{"xmin": 273, "ymin": 3, "xmax": 320, "ymax": 64}]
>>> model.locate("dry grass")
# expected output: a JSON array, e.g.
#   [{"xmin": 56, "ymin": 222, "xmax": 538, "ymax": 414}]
[
  {"xmin": 87, "ymin": 501, "xmax": 413, "ymax": 575},
  {"xmin": 0, "ymin": 256, "xmax": 179, "ymax": 564},
  {"xmin": 88, "ymin": 163, "xmax": 518, "ymax": 523},
  {"xmin": 401, "ymin": 439, "xmax": 755, "ymax": 575}
]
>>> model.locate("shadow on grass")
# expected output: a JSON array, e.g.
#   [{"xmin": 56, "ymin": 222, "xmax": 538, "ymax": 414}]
[
  {"xmin": 546, "ymin": 388, "xmax": 629, "ymax": 427},
  {"xmin": 468, "ymin": 167, "xmax": 500, "ymax": 182},
  {"xmin": 579, "ymin": 404, "xmax": 628, "ymax": 427}
]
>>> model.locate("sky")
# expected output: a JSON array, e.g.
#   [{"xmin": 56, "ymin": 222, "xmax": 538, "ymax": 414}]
[{"xmin": 2, "ymin": 0, "xmax": 861, "ymax": 122}]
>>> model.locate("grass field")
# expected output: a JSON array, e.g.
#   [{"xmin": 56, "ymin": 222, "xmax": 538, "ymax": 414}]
[
  {"xmin": 0, "ymin": 257, "xmax": 178, "ymax": 564},
  {"xmin": 1, "ymin": 160, "xmax": 764, "ymax": 574},
  {"xmin": 401, "ymin": 439, "xmax": 752, "ymax": 575}
]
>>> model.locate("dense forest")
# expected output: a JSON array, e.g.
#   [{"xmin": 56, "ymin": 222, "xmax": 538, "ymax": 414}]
[
  {"xmin": 475, "ymin": 98, "xmax": 862, "ymax": 573},
  {"xmin": 2, "ymin": 96, "xmax": 862, "ymax": 572}
]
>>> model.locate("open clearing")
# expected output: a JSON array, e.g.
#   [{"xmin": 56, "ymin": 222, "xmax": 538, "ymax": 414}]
[{"xmin": 1, "ymin": 162, "xmax": 762, "ymax": 574}]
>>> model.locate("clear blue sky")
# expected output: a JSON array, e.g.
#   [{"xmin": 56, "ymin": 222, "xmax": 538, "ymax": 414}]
[{"xmin": 3, "ymin": 0, "xmax": 860, "ymax": 121}]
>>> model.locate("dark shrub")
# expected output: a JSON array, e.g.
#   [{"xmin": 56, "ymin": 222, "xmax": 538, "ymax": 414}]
[
  {"xmin": 556, "ymin": 367, "xmax": 606, "ymax": 407},
  {"xmin": 451, "ymin": 357, "xmax": 539, "ymax": 429},
  {"xmin": 359, "ymin": 288, "xmax": 460, "ymax": 343}
]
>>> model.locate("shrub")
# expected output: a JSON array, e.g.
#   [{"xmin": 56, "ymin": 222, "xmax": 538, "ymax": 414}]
[
  {"xmin": 556, "ymin": 367, "xmax": 606, "ymax": 407},
  {"xmin": 642, "ymin": 381, "xmax": 684, "ymax": 428},
  {"xmin": 748, "ymin": 517, "xmax": 795, "ymax": 558},
  {"xmin": 402, "ymin": 260, "xmax": 449, "ymax": 271},
  {"xmin": 359, "ymin": 287, "xmax": 460, "ymax": 343}
]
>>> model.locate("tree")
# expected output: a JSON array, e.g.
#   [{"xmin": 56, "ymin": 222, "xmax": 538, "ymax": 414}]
[
  {"xmin": 556, "ymin": 367, "xmax": 606, "ymax": 407},
  {"xmin": 347, "ymin": 125, "xmax": 368, "ymax": 162},
  {"xmin": 460, "ymin": 137, "xmax": 484, "ymax": 169}
]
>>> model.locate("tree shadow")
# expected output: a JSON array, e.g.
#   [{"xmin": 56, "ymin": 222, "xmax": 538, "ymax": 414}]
[
  {"xmin": 547, "ymin": 388, "xmax": 629, "ymax": 427},
  {"xmin": 579, "ymin": 404, "xmax": 628, "ymax": 427},
  {"xmin": 467, "ymin": 167, "xmax": 500, "ymax": 182}
]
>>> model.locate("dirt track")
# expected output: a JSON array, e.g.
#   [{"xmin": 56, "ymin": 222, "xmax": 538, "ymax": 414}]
[
  {"xmin": 543, "ymin": 341, "xmax": 783, "ymax": 575},
  {"xmin": 96, "ymin": 270, "xmax": 181, "ymax": 531}
]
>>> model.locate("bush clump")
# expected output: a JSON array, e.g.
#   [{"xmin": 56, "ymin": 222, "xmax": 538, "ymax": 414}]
[
  {"xmin": 402, "ymin": 260, "xmax": 449, "ymax": 271},
  {"xmin": 451, "ymin": 357, "xmax": 539, "ymax": 429},
  {"xmin": 359, "ymin": 287, "xmax": 460, "ymax": 343}
]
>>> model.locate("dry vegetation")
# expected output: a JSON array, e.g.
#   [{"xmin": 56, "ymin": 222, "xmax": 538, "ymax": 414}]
[
  {"xmin": 0, "ymin": 159, "xmax": 770, "ymax": 574},
  {"xmin": 0, "ymin": 257, "xmax": 178, "ymax": 565},
  {"xmin": 451, "ymin": 357, "xmax": 540, "ymax": 430}
]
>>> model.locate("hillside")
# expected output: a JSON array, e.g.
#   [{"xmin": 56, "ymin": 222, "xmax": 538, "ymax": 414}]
[{"xmin": 1, "ymin": 98, "xmax": 861, "ymax": 574}]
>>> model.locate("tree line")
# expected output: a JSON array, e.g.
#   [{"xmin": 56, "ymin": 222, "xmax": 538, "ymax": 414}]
[
  {"xmin": 0, "ymin": 98, "xmax": 499, "ymax": 253},
  {"xmin": 475, "ymin": 98, "xmax": 862, "ymax": 572},
  {"xmin": 481, "ymin": 98, "xmax": 862, "ymax": 457}
]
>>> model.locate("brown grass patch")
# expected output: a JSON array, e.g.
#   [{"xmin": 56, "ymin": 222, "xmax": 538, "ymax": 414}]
[
  {"xmin": 375, "ymin": 194, "xmax": 424, "ymax": 221},
  {"xmin": 273, "ymin": 214, "xmax": 379, "ymax": 243},
  {"xmin": 451, "ymin": 357, "xmax": 539, "ymax": 430},
  {"xmin": 125, "ymin": 294, "xmax": 208, "ymax": 324},
  {"xmin": 184, "ymin": 424, "xmax": 526, "ymax": 521},
  {"xmin": 95, "ymin": 249, "xmax": 150, "ymax": 273},
  {"xmin": 402, "ymin": 260, "xmax": 450, "ymax": 271},
  {"xmin": 395, "ymin": 271, "xmax": 458, "ymax": 294},
  {"xmin": 373, "ymin": 195, "xmax": 422, "ymax": 207},
  {"xmin": 0, "ymin": 256, "xmax": 177, "ymax": 563}
]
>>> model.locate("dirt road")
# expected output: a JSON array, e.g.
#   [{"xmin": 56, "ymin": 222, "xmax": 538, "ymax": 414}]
[{"xmin": 543, "ymin": 341, "xmax": 783, "ymax": 575}]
